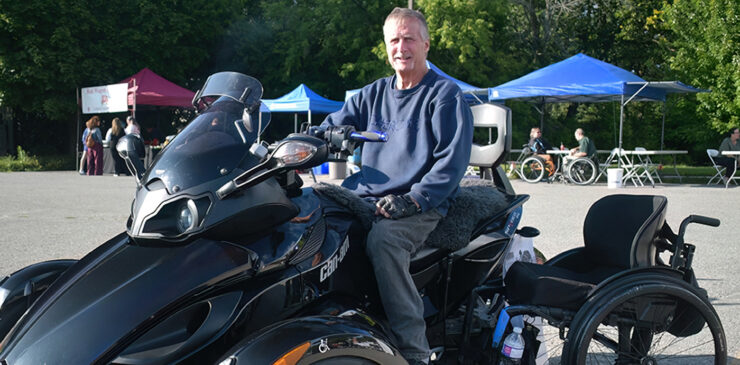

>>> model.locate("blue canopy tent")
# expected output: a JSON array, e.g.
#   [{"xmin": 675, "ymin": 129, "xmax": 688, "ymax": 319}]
[
  {"xmin": 344, "ymin": 61, "xmax": 481, "ymax": 102},
  {"xmin": 262, "ymin": 84, "xmax": 344, "ymax": 132},
  {"xmin": 481, "ymin": 53, "xmax": 707, "ymax": 153}
]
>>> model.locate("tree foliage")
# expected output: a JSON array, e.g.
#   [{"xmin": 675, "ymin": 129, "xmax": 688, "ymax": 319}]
[{"xmin": 664, "ymin": 0, "xmax": 740, "ymax": 136}]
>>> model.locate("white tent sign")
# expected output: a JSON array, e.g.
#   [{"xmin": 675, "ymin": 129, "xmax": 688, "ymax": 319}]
[{"xmin": 81, "ymin": 83, "xmax": 128, "ymax": 114}]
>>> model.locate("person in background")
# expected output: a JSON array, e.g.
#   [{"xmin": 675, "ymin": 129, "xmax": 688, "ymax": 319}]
[
  {"xmin": 85, "ymin": 116, "xmax": 104, "ymax": 175},
  {"xmin": 125, "ymin": 116, "xmax": 141, "ymax": 136},
  {"xmin": 319, "ymin": 7, "xmax": 473, "ymax": 365},
  {"xmin": 568, "ymin": 128, "xmax": 597, "ymax": 161},
  {"xmin": 716, "ymin": 126, "xmax": 740, "ymax": 182},
  {"xmin": 528, "ymin": 127, "xmax": 555, "ymax": 176},
  {"xmin": 105, "ymin": 117, "xmax": 127, "ymax": 176},
  {"xmin": 79, "ymin": 119, "xmax": 91, "ymax": 175}
]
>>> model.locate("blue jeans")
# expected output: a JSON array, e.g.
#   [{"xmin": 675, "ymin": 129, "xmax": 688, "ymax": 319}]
[{"xmin": 365, "ymin": 209, "xmax": 443, "ymax": 363}]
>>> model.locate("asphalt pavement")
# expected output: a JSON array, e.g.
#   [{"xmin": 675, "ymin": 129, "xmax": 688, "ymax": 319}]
[{"xmin": 1, "ymin": 171, "xmax": 738, "ymax": 360}]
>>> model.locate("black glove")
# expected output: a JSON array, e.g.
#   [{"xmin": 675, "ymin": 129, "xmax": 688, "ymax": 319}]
[{"xmin": 377, "ymin": 194, "xmax": 420, "ymax": 219}]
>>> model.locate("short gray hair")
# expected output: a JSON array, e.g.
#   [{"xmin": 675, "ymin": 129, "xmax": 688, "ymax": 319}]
[{"xmin": 384, "ymin": 7, "xmax": 429, "ymax": 41}]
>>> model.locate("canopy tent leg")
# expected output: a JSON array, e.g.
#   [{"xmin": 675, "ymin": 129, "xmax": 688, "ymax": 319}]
[
  {"xmin": 661, "ymin": 101, "xmax": 666, "ymax": 151},
  {"xmin": 530, "ymin": 98, "xmax": 546, "ymax": 132},
  {"xmin": 76, "ymin": 88, "xmax": 81, "ymax": 172},
  {"xmin": 294, "ymin": 113, "xmax": 298, "ymax": 133},
  {"xmin": 619, "ymin": 82, "xmax": 650, "ymax": 169},
  {"xmin": 619, "ymin": 94, "xmax": 624, "ymax": 168}
]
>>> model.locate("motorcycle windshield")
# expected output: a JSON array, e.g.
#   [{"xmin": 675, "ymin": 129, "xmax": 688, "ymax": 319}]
[{"xmin": 143, "ymin": 98, "xmax": 259, "ymax": 192}]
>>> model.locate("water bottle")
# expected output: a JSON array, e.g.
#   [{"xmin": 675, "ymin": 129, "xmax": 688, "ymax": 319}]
[{"xmin": 499, "ymin": 326, "xmax": 525, "ymax": 364}]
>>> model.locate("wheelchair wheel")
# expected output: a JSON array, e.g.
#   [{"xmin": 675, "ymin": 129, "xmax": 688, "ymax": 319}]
[
  {"xmin": 567, "ymin": 158, "xmax": 596, "ymax": 185},
  {"xmin": 564, "ymin": 279, "xmax": 726, "ymax": 365},
  {"xmin": 520, "ymin": 156, "xmax": 546, "ymax": 183}
]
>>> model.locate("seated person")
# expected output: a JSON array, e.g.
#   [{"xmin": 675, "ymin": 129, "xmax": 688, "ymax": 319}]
[
  {"xmin": 716, "ymin": 126, "xmax": 740, "ymax": 182},
  {"xmin": 567, "ymin": 128, "xmax": 598, "ymax": 165},
  {"xmin": 528, "ymin": 127, "xmax": 555, "ymax": 175}
]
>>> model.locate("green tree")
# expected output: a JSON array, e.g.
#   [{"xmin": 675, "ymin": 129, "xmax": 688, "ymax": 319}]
[
  {"xmin": 418, "ymin": 0, "xmax": 520, "ymax": 87},
  {"xmin": 0, "ymin": 0, "xmax": 244, "ymax": 153},
  {"xmin": 220, "ymin": 0, "xmax": 397, "ymax": 101},
  {"xmin": 664, "ymin": 0, "xmax": 740, "ymax": 138}
]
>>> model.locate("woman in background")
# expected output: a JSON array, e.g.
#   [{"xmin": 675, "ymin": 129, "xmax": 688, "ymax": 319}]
[
  {"xmin": 79, "ymin": 120, "xmax": 90, "ymax": 174},
  {"xmin": 105, "ymin": 117, "xmax": 127, "ymax": 176},
  {"xmin": 85, "ymin": 116, "xmax": 104, "ymax": 175}
]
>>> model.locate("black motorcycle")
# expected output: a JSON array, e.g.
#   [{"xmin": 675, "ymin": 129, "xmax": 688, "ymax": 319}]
[{"xmin": 0, "ymin": 72, "xmax": 529, "ymax": 364}]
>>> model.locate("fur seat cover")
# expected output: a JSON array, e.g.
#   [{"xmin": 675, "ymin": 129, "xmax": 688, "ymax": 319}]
[{"xmin": 312, "ymin": 178, "xmax": 509, "ymax": 251}]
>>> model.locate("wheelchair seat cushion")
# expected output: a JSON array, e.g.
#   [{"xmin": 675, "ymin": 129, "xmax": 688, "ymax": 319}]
[{"xmin": 504, "ymin": 261, "xmax": 623, "ymax": 310}]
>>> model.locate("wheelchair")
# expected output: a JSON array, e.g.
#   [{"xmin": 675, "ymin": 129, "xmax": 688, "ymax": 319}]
[
  {"xmin": 520, "ymin": 154, "xmax": 597, "ymax": 185},
  {"xmin": 520, "ymin": 154, "xmax": 556, "ymax": 183},
  {"xmin": 493, "ymin": 194, "xmax": 726, "ymax": 364},
  {"xmin": 563, "ymin": 156, "xmax": 598, "ymax": 185}
]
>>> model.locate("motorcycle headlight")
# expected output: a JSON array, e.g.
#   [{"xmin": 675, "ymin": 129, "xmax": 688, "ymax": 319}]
[
  {"xmin": 176, "ymin": 200, "xmax": 197, "ymax": 233},
  {"xmin": 140, "ymin": 195, "xmax": 211, "ymax": 240}
]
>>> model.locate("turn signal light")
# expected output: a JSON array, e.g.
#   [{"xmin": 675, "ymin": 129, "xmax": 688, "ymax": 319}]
[{"xmin": 272, "ymin": 341, "xmax": 310, "ymax": 365}]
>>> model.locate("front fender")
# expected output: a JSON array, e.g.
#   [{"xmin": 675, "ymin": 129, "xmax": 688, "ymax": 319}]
[
  {"xmin": 218, "ymin": 315, "xmax": 407, "ymax": 365},
  {"xmin": 0, "ymin": 259, "xmax": 77, "ymax": 339}
]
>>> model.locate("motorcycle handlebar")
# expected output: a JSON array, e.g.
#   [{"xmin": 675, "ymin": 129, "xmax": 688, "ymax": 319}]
[{"xmin": 349, "ymin": 131, "xmax": 388, "ymax": 142}]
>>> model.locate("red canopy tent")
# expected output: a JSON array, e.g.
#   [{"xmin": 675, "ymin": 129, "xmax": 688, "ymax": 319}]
[{"xmin": 120, "ymin": 68, "xmax": 195, "ymax": 112}]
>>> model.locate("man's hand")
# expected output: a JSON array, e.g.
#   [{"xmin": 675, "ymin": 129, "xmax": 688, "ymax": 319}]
[{"xmin": 376, "ymin": 194, "xmax": 420, "ymax": 219}]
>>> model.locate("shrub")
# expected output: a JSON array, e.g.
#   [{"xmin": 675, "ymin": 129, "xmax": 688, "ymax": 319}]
[{"xmin": 0, "ymin": 146, "xmax": 42, "ymax": 171}]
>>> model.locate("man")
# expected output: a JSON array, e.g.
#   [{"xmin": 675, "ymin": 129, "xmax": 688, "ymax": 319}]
[
  {"xmin": 717, "ymin": 126, "xmax": 740, "ymax": 182},
  {"xmin": 320, "ymin": 7, "xmax": 473, "ymax": 364},
  {"xmin": 569, "ymin": 128, "xmax": 597, "ymax": 160}
]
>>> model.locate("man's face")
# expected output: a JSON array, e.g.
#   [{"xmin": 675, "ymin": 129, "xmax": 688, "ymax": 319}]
[
  {"xmin": 575, "ymin": 132, "xmax": 582, "ymax": 141},
  {"xmin": 384, "ymin": 17, "xmax": 429, "ymax": 77}
]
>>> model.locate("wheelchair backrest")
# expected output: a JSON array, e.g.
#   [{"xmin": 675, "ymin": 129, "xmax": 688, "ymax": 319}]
[
  {"xmin": 583, "ymin": 194, "xmax": 667, "ymax": 269},
  {"xmin": 468, "ymin": 103, "xmax": 512, "ymax": 169}
]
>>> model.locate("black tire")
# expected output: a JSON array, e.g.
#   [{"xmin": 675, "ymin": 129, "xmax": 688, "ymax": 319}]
[
  {"xmin": 520, "ymin": 156, "xmax": 546, "ymax": 183},
  {"xmin": 567, "ymin": 158, "xmax": 596, "ymax": 185},
  {"xmin": 564, "ymin": 280, "xmax": 726, "ymax": 365}
]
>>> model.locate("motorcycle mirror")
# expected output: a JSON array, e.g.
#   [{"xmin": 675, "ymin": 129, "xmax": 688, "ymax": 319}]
[
  {"xmin": 216, "ymin": 135, "xmax": 327, "ymax": 199},
  {"xmin": 116, "ymin": 134, "xmax": 146, "ymax": 184}
]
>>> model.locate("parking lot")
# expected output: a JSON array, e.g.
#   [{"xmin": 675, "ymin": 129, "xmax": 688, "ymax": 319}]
[{"xmin": 1, "ymin": 171, "xmax": 738, "ymax": 360}]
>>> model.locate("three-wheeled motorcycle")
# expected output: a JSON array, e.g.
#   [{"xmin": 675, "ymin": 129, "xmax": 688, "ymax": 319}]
[{"xmin": 0, "ymin": 72, "xmax": 529, "ymax": 364}]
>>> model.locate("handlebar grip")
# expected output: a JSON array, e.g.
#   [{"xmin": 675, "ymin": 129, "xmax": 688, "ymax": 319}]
[
  {"xmin": 688, "ymin": 215, "xmax": 720, "ymax": 227},
  {"xmin": 349, "ymin": 131, "xmax": 388, "ymax": 142}
]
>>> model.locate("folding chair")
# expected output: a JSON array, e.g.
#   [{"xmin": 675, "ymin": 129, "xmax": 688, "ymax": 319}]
[
  {"xmin": 708, "ymin": 149, "xmax": 740, "ymax": 188},
  {"xmin": 707, "ymin": 149, "xmax": 726, "ymax": 185},
  {"xmin": 595, "ymin": 148, "xmax": 619, "ymax": 181},
  {"xmin": 634, "ymin": 147, "xmax": 662, "ymax": 184}
]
